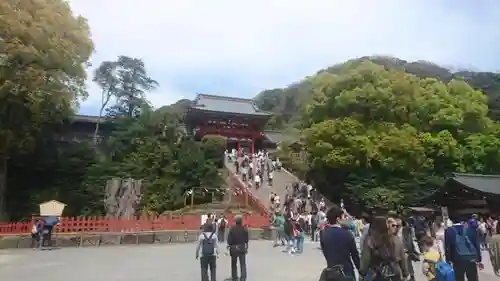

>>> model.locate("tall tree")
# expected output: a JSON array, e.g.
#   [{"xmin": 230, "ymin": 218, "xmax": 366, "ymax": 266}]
[
  {"xmin": 0, "ymin": 0, "xmax": 93, "ymax": 218},
  {"xmin": 302, "ymin": 61, "xmax": 500, "ymax": 210},
  {"xmin": 105, "ymin": 56, "xmax": 158, "ymax": 118},
  {"xmin": 92, "ymin": 61, "xmax": 118, "ymax": 144}
]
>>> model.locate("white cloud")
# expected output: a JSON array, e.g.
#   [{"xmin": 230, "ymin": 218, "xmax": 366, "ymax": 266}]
[{"xmin": 68, "ymin": 0, "xmax": 500, "ymax": 113}]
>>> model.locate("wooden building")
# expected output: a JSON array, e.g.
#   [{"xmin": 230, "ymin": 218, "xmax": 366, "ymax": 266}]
[
  {"xmin": 185, "ymin": 94, "xmax": 278, "ymax": 153},
  {"xmin": 435, "ymin": 173, "xmax": 500, "ymax": 218},
  {"xmin": 66, "ymin": 94, "xmax": 293, "ymax": 152}
]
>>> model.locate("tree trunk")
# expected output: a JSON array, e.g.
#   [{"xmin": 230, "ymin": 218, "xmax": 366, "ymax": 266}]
[
  {"xmin": 93, "ymin": 117, "xmax": 101, "ymax": 145},
  {"xmin": 93, "ymin": 91, "xmax": 111, "ymax": 145}
]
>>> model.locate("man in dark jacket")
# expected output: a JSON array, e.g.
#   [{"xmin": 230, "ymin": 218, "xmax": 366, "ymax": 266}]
[
  {"xmin": 445, "ymin": 222, "xmax": 482, "ymax": 281},
  {"xmin": 320, "ymin": 204, "xmax": 360, "ymax": 281},
  {"xmin": 227, "ymin": 215, "xmax": 249, "ymax": 281}
]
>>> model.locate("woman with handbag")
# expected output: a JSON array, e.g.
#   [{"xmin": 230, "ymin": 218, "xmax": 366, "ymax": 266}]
[{"xmin": 360, "ymin": 217, "xmax": 409, "ymax": 281}]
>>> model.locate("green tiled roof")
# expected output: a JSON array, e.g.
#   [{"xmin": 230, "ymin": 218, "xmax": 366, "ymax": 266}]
[
  {"xmin": 192, "ymin": 94, "xmax": 271, "ymax": 116},
  {"xmin": 449, "ymin": 173, "xmax": 500, "ymax": 195},
  {"xmin": 263, "ymin": 131, "xmax": 298, "ymax": 144}
]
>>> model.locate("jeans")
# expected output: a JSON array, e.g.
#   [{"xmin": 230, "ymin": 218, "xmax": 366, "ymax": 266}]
[
  {"xmin": 295, "ymin": 235, "xmax": 304, "ymax": 253},
  {"xmin": 218, "ymin": 229, "xmax": 225, "ymax": 242},
  {"xmin": 200, "ymin": 255, "xmax": 216, "ymax": 281},
  {"xmin": 272, "ymin": 228, "xmax": 285, "ymax": 246},
  {"xmin": 311, "ymin": 225, "xmax": 317, "ymax": 241},
  {"xmin": 41, "ymin": 228, "xmax": 53, "ymax": 247},
  {"xmin": 478, "ymin": 233, "xmax": 487, "ymax": 250},
  {"xmin": 231, "ymin": 254, "xmax": 247, "ymax": 281},
  {"xmin": 286, "ymin": 236, "xmax": 294, "ymax": 252},
  {"xmin": 454, "ymin": 261, "xmax": 478, "ymax": 281}
]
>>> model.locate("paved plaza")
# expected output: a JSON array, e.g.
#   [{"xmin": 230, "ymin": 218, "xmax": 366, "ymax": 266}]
[{"xmin": 0, "ymin": 240, "xmax": 498, "ymax": 281}]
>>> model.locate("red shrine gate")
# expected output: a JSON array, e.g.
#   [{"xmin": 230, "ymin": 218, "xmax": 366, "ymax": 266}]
[{"xmin": 185, "ymin": 94, "xmax": 274, "ymax": 153}]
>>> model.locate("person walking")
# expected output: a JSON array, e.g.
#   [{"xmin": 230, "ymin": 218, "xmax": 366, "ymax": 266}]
[
  {"xmin": 217, "ymin": 215, "xmax": 228, "ymax": 243},
  {"xmin": 319, "ymin": 204, "xmax": 360, "ymax": 281},
  {"xmin": 195, "ymin": 223, "xmax": 219, "ymax": 281},
  {"xmin": 227, "ymin": 215, "xmax": 249, "ymax": 281},
  {"xmin": 401, "ymin": 219, "xmax": 420, "ymax": 281},
  {"xmin": 444, "ymin": 220, "xmax": 482, "ymax": 281},
  {"xmin": 360, "ymin": 216, "xmax": 408, "ymax": 281},
  {"xmin": 294, "ymin": 215, "xmax": 306, "ymax": 254},
  {"xmin": 270, "ymin": 210, "xmax": 285, "ymax": 247}
]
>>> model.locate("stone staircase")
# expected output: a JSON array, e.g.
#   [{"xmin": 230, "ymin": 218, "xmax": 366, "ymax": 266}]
[
  {"xmin": 225, "ymin": 158, "xmax": 296, "ymax": 212},
  {"xmin": 169, "ymin": 202, "xmax": 254, "ymax": 215},
  {"xmin": 225, "ymin": 158, "xmax": 336, "ymax": 214},
  {"xmin": 224, "ymin": 159, "xmax": 270, "ymax": 216}
]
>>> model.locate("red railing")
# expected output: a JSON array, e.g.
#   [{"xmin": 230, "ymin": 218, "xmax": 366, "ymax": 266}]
[
  {"xmin": 0, "ymin": 162, "xmax": 271, "ymax": 236},
  {"xmin": 228, "ymin": 170, "xmax": 270, "ymax": 217},
  {"xmin": 0, "ymin": 213, "xmax": 270, "ymax": 235}
]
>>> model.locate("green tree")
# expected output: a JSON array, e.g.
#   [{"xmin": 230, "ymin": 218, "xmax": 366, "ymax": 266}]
[
  {"xmin": 201, "ymin": 135, "xmax": 227, "ymax": 167},
  {"xmin": 302, "ymin": 61, "xmax": 500, "ymax": 210},
  {"xmin": 92, "ymin": 61, "xmax": 118, "ymax": 144},
  {"xmin": 105, "ymin": 56, "xmax": 158, "ymax": 118},
  {"xmin": 83, "ymin": 103, "xmax": 223, "ymax": 215},
  {"xmin": 0, "ymin": 0, "xmax": 93, "ymax": 218},
  {"xmin": 7, "ymin": 139, "xmax": 99, "ymax": 220}
]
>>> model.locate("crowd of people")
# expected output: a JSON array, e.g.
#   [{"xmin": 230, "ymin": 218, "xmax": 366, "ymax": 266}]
[
  {"xmin": 213, "ymin": 148, "xmax": 499, "ymax": 281},
  {"xmin": 318, "ymin": 207, "xmax": 499, "ymax": 281},
  {"xmin": 196, "ymin": 206, "xmax": 500, "ymax": 281},
  {"xmin": 225, "ymin": 148, "xmax": 280, "ymax": 189}
]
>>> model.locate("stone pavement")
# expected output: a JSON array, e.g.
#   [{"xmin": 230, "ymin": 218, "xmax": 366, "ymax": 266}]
[{"xmin": 0, "ymin": 240, "xmax": 497, "ymax": 281}]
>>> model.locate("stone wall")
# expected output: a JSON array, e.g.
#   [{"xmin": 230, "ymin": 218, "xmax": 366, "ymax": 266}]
[{"xmin": 0, "ymin": 228, "xmax": 271, "ymax": 249}]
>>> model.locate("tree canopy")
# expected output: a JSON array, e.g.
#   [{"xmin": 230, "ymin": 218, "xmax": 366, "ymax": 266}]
[
  {"xmin": 1, "ymin": 0, "xmax": 223, "ymax": 219},
  {"xmin": 3, "ymin": 0, "xmax": 500, "ymax": 218},
  {"xmin": 271, "ymin": 60, "xmax": 500, "ymax": 211},
  {"xmin": 0, "ymin": 0, "xmax": 94, "ymax": 218},
  {"xmin": 256, "ymin": 56, "xmax": 500, "ymax": 129}
]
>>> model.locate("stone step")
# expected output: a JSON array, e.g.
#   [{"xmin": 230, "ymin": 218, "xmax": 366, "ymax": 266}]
[{"xmin": 225, "ymin": 158, "xmax": 296, "ymax": 212}]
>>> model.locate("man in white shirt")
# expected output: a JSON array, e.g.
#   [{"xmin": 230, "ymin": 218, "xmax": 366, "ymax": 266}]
[{"xmin": 254, "ymin": 174, "xmax": 261, "ymax": 189}]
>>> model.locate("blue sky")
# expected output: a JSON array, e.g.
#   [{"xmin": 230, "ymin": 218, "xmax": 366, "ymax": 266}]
[{"xmin": 69, "ymin": 0, "xmax": 500, "ymax": 115}]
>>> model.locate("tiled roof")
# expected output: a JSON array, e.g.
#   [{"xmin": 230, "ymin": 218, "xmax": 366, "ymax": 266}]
[
  {"xmin": 263, "ymin": 131, "xmax": 299, "ymax": 144},
  {"xmin": 74, "ymin": 115, "xmax": 107, "ymax": 123},
  {"xmin": 449, "ymin": 173, "xmax": 500, "ymax": 195},
  {"xmin": 191, "ymin": 94, "xmax": 271, "ymax": 116}
]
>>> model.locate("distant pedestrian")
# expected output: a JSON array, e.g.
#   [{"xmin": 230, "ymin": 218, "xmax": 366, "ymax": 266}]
[
  {"xmin": 195, "ymin": 223, "xmax": 218, "ymax": 281},
  {"xmin": 217, "ymin": 215, "xmax": 228, "ymax": 243},
  {"xmin": 227, "ymin": 215, "xmax": 248, "ymax": 281},
  {"xmin": 31, "ymin": 218, "xmax": 43, "ymax": 249}
]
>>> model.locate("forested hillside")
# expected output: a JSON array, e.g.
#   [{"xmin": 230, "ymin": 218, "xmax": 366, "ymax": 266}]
[
  {"xmin": 4, "ymin": 0, "xmax": 500, "ymax": 222},
  {"xmin": 1, "ymin": 0, "xmax": 226, "ymax": 220},
  {"xmin": 255, "ymin": 56, "xmax": 500, "ymax": 129},
  {"xmin": 255, "ymin": 57, "xmax": 500, "ymax": 212}
]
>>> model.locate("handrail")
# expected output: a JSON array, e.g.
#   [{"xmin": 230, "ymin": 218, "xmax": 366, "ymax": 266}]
[
  {"xmin": 224, "ymin": 159, "xmax": 270, "ymax": 217},
  {"xmin": 279, "ymin": 166, "xmax": 335, "ymax": 209}
]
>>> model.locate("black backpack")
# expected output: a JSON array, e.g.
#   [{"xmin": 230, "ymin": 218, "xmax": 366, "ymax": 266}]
[{"xmin": 201, "ymin": 232, "xmax": 215, "ymax": 256}]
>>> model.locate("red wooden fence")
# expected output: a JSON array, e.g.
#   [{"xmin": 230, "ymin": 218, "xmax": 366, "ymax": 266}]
[
  {"xmin": 0, "ymin": 164, "xmax": 271, "ymax": 236},
  {"xmin": 0, "ymin": 213, "xmax": 270, "ymax": 235}
]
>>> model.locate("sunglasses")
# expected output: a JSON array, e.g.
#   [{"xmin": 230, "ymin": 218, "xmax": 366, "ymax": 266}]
[{"xmin": 390, "ymin": 224, "xmax": 401, "ymax": 228}]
